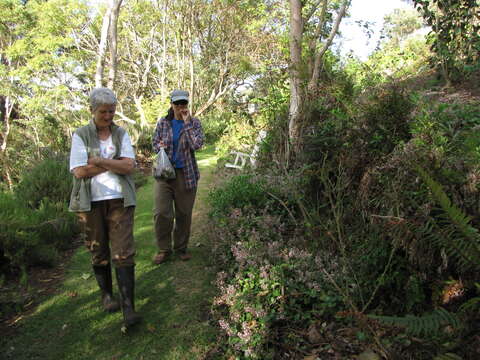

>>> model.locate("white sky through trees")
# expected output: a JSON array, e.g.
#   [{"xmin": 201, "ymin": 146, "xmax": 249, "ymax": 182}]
[
  {"xmin": 87, "ymin": 0, "xmax": 414, "ymax": 61},
  {"xmin": 337, "ymin": 0, "xmax": 414, "ymax": 59}
]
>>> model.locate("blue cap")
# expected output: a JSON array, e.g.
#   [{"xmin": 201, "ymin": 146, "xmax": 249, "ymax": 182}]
[{"xmin": 170, "ymin": 89, "xmax": 189, "ymax": 103}]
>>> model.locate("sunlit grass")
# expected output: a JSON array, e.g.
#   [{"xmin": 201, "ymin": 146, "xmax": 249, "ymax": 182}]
[{"xmin": 2, "ymin": 145, "xmax": 220, "ymax": 360}]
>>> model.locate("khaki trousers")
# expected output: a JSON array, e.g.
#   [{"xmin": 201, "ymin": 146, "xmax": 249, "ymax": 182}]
[
  {"xmin": 77, "ymin": 199, "xmax": 136, "ymax": 267},
  {"xmin": 154, "ymin": 169, "xmax": 197, "ymax": 254}
]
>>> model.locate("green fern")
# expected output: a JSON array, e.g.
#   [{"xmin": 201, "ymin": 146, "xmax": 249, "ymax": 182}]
[
  {"xmin": 434, "ymin": 353, "xmax": 463, "ymax": 360},
  {"xmin": 416, "ymin": 166, "xmax": 480, "ymax": 271},
  {"xmin": 371, "ymin": 307, "xmax": 460, "ymax": 337}
]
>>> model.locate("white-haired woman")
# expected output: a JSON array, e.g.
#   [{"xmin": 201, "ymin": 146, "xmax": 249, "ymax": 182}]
[{"xmin": 69, "ymin": 87, "xmax": 141, "ymax": 328}]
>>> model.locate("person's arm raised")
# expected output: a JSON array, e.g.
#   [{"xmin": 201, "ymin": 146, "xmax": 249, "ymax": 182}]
[{"xmin": 180, "ymin": 109, "xmax": 204, "ymax": 151}]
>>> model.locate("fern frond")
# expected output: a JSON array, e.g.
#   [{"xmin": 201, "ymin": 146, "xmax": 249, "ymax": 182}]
[
  {"xmin": 370, "ymin": 308, "xmax": 460, "ymax": 337},
  {"xmin": 459, "ymin": 296, "xmax": 480, "ymax": 313},
  {"xmin": 434, "ymin": 353, "xmax": 463, "ymax": 360},
  {"xmin": 416, "ymin": 166, "xmax": 480, "ymax": 271}
]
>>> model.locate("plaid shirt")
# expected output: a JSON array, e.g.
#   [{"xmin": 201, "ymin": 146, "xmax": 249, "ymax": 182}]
[{"xmin": 153, "ymin": 116, "xmax": 204, "ymax": 189}]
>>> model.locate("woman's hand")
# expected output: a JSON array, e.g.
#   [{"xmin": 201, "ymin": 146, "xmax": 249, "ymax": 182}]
[
  {"xmin": 88, "ymin": 157, "xmax": 103, "ymax": 167},
  {"xmin": 180, "ymin": 109, "xmax": 191, "ymax": 123}
]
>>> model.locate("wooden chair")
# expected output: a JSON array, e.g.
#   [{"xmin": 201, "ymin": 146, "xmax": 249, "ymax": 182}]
[{"xmin": 225, "ymin": 130, "xmax": 267, "ymax": 170}]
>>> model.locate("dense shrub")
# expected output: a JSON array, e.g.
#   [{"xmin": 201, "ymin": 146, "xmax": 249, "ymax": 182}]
[
  {"xmin": 201, "ymin": 109, "xmax": 237, "ymax": 144},
  {"xmin": 208, "ymin": 175, "xmax": 270, "ymax": 219},
  {"xmin": 1, "ymin": 155, "xmax": 79, "ymax": 278},
  {"xmin": 134, "ymin": 128, "xmax": 154, "ymax": 157},
  {"xmin": 15, "ymin": 156, "xmax": 72, "ymax": 208},
  {"xmin": 359, "ymin": 85, "xmax": 415, "ymax": 156},
  {"xmin": 0, "ymin": 192, "xmax": 78, "ymax": 275}
]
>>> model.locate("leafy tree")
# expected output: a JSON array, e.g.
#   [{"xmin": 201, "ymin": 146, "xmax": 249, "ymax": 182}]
[
  {"xmin": 381, "ymin": 8, "xmax": 424, "ymax": 46},
  {"xmin": 412, "ymin": 0, "xmax": 480, "ymax": 85},
  {"xmin": 0, "ymin": 0, "xmax": 90, "ymax": 186}
]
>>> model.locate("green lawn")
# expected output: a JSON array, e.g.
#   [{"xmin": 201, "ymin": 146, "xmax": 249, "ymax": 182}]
[{"xmin": 2, "ymin": 145, "xmax": 220, "ymax": 360}]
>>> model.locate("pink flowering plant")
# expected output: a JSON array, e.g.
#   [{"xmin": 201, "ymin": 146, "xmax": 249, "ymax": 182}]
[
  {"xmin": 208, "ymin": 176, "xmax": 346, "ymax": 358},
  {"xmin": 212, "ymin": 236, "xmax": 345, "ymax": 358}
]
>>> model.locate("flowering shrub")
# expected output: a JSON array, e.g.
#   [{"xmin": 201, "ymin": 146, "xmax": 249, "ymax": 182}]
[{"xmin": 209, "ymin": 205, "xmax": 345, "ymax": 358}]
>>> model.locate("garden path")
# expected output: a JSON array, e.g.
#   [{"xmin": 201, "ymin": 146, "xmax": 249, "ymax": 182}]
[{"xmin": 1, "ymin": 145, "xmax": 220, "ymax": 360}]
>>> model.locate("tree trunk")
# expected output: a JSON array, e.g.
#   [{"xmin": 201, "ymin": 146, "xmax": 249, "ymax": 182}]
[
  {"xmin": 188, "ymin": 5, "xmax": 195, "ymax": 112},
  {"xmin": 0, "ymin": 95, "xmax": 14, "ymax": 190},
  {"xmin": 160, "ymin": 0, "xmax": 168, "ymax": 97},
  {"xmin": 95, "ymin": 4, "xmax": 112, "ymax": 88},
  {"xmin": 133, "ymin": 95, "xmax": 148, "ymax": 129},
  {"xmin": 175, "ymin": 33, "xmax": 181, "ymax": 88},
  {"xmin": 288, "ymin": 0, "xmax": 304, "ymax": 152},
  {"xmin": 107, "ymin": 0, "xmax": 123, "ymax": 89}
]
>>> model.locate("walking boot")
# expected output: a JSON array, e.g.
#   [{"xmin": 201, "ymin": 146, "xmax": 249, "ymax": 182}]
[
  {"xmin": 115, "ymin": 265, "xmax": 142, "ymax": 327},
  {"xmin": 93, "ymin": 264, "xmax": 120, "ymax": 312}
]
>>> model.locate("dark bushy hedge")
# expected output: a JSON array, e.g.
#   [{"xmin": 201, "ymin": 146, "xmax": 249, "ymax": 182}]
[
  {"xmin": 0, "ymin": 156, "xmax": 79, "ymax": 277},
  {"xmin": 15, "ymin": 156, "xmax": 72, "ymax": 208}
]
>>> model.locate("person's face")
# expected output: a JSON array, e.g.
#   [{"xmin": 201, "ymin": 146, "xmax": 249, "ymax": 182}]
[
  {"xmin": 92, "ymin": 104, "xmax": 116, "ymax": 129},
  {"xmin": 172, "ymin": 100, "xmax": 189, "ymax": 119}
]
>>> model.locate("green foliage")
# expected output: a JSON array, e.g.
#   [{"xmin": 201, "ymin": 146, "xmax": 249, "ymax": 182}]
[
  {"xmin": 381, "ymin": 8, "xmax": 424, "ymax": 46},
  {"xmin": 371, "ymin": 307, "xmax": 460, "ymax": 337},
  {"xmin": 207, "ymin": 174, "xmax": 269, "ymax": 218},
  {"xmin": 353, "ymin": 229, "xmax": 428, "ymax": 313},
  {"xmin": 416, "ymin": 166, "xmax": 480, "ymax": 271},
  {"xmin": 411, "ymin": 102, "xmax": 480, "ymax": 157},
  {"xmin": 361, "ymin": 85, "xmax": 414, "ymax": 155},
  {"xmin": 434, "ymin": 354, "xmax": 463, "ymax": 360},
  {"xmin": 0, "ymin": 154, "xmax": 77, "ymax": 276},
  {"xmin": 133, "ymin": 127, "xmax": 154, "ymax": 157},
  {"xmin": 131, "ymin": 169, "xmax": 149, "ymax": 189},
  {"xmin": 15, "ymin": 156, "xmax": 72, "ymax": 209},
  {"xmin": 413, "ymin": 0, "xmax": 480, "ymax": 82},
  {"xmin": 211, "ymin": 210, "xmax": 343, "ymax": 359},
  {"xmin": 201, "ymin": 108, "xmax": 237, "ymax": 144},
  {"xmin": 0, "ymin": 191, "xmax": 78, "ymax": 274}
]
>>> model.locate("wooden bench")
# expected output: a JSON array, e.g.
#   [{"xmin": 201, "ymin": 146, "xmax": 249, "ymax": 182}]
[{"xmin": 225, "ymin": 130, "xmax": 267, "ymax": 170}]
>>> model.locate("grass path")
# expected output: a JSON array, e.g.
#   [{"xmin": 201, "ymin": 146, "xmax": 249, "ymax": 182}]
[{"xmin": 2, "ymin": 145, "xmax": 220, "ymax": 360}]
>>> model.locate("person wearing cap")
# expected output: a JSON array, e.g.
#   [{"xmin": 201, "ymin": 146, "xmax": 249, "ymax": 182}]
[
  {"xmin": 69, "ymin": 87, "xmax": 141, "ymax": 329},
  {"xmin": 152, "ymin": 89, "xmax": 204, "ymax": 264}
]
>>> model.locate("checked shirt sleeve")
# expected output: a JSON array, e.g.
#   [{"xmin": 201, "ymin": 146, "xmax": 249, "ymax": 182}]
[
  {"xmin": 152, "ymin": 118, "xmax": 168, "ymax": 154},
  {"xmin": 182, "ymin": 117, "xmax": 204, "ymax": 151}
]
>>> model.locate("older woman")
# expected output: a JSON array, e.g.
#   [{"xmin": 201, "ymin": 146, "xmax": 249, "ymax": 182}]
[
  {"xmin": 152, "ymin": 89, "xmax": 204, "ymax": 264},
  {"xmin": 69, "ymin": 87, "xmax": 141, "ymax": 328}
]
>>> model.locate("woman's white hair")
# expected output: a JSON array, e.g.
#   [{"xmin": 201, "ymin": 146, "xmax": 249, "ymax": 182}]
[{"xmin": 89, "ymin": 87, "xmax": 117, "ymax": 111}]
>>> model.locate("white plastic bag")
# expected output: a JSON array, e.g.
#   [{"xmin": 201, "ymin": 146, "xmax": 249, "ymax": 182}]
[{"xmin": 153, "ymin": 148, "xmax": 176, "ymax": 180}]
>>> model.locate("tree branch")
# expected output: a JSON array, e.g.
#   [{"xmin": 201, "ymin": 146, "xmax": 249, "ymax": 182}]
[{"xmin": 308, "ymin": 0, "xmax": 350, "ymax": 91}]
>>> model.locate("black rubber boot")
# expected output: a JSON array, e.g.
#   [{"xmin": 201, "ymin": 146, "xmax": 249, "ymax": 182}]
[
  {"xmin": 93, "ymin": 264, "xmax": 120, "ymax": 312},
  {"xmin": 115, "ymin": 266, "xmax": 142, "ymax": 327}
]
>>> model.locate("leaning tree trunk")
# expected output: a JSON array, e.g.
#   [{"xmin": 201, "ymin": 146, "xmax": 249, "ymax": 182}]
[{"xmin": 308, "ymin": 0, "xmax": 349, "ymax": 92}]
